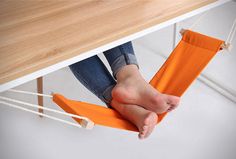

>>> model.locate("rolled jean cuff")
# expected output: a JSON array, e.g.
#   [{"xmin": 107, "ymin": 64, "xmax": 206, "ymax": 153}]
[
  {"xmin": 111, "ymin": 53, "xmax": 139, "ymax": 78},
  {"xmin": 101, "ymin": 84, "xmax": 115, "ymax": 105}
]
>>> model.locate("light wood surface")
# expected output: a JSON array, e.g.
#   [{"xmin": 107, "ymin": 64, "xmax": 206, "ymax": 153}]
[{"xmin": 0, "ymin": 0, "xmax": 217, "ymax": 85}]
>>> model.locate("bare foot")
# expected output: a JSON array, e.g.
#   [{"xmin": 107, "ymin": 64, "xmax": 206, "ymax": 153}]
[
  {"xmin": 113, "ymin": 65, "xmax": 180, "ymax": 114},
  {"xmin": 111, "ymin": 99, "xmax": 158, "ymax": 139}
]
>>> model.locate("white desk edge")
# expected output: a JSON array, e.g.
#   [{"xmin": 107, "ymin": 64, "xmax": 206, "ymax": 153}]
[{"xmin": 0, "ymin": 0, "xmax": 230, "ymax": 92}]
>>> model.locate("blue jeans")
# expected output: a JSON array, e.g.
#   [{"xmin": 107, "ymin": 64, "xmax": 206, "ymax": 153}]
[{"xmin": 69, "ymin": 42, "xmax": 138, "ymax": 105}]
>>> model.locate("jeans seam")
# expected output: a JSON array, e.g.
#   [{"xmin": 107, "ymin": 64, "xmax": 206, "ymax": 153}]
[{"xmin": 119, "ymin": 45, "xmax": 128, "ymax": 65}]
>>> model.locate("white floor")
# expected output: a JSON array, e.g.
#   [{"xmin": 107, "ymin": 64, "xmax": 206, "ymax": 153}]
[{"xmin": 0, "ymin": 42, "xmax": 236, "ymax": 159}]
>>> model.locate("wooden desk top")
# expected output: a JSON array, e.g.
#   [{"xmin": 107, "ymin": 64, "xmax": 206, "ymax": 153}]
[{"xmin": 0, "ymin": 0, "xmax": 219, "ymax": 89}]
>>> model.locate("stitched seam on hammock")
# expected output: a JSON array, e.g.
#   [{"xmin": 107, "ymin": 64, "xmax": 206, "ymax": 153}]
[
  {"xmin": 183, "ymin": 30, "xmax": 223, "ymax": 52},
  {"xmin": 182, "ymin": 40, "xmax": 221, "ymax": 52}
]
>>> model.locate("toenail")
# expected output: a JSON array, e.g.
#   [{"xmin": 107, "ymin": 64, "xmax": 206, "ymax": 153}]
[{"xmin": 139, "ymin": 135, "xmax": 145, "ymax": 140}]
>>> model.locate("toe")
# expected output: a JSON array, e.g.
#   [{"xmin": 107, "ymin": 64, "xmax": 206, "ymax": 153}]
[
  {"xmin": 167, "ymin": 105, "xmax": 176, "ymax": 112},
  {"xmin": 141, "ymin": 112, "xmax": 157, "ymax": 139},
  {"xmin": 166, "ymin": 96, "xmax": 180, "ymax": 112},
  {"xmin": 144, "ymin": 124, "xmax": 156, "ymax": 139},
  {"xmin": 166, "ymin": 95, "xmax": 180, "ymax": 106},
  {"xmin": 139, "ymin": 125, "xmax": 148, "ymax": 139}
]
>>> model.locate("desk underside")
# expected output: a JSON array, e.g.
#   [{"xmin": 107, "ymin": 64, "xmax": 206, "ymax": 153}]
[{"xmin": 0, "ymin": 0, "xmax": 216, "ymax": 85}]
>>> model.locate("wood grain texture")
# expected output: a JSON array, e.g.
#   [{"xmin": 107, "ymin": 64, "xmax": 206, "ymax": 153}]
[{"xmin": 0, "ymin": 0, "xmax": 216, "ymax": 84}]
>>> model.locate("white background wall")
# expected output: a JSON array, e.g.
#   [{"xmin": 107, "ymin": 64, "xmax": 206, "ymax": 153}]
[{"xmin": 0, "ymin": 1, "xmax": 236, "ymax": 159}]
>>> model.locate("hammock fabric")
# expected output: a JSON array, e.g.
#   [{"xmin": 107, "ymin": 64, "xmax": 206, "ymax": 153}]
[{"xmin": 53, "ymin": 30, "xmax": 224, "ymax": 132}]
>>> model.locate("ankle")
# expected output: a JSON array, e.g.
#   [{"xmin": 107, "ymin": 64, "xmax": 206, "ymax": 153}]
[{"xmin": 116, "ymin": 65, "xmax": 140, "ymax": 82}]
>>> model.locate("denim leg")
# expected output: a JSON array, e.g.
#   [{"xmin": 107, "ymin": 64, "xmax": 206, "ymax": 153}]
[
  {"xmin": 69, "ymin": 55, "xmax": 116, "ymax": 104},
  {"xmin": 103, "ymin": 41, "xmax": 139, "ymax": 78}
]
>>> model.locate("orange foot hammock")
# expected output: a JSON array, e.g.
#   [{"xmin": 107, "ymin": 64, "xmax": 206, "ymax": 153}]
[{"xmin": 53, "ymin": 30, "xmax": 224, "ymax": 132}]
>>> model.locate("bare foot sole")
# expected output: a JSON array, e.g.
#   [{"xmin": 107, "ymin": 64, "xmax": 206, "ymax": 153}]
[
  {"xmin": 111, "ymin": 100, "xmax": 158, "ymax": 139},
  {"xmin": 113, "ymin": 65, "xmax": 180, "ymax": 114}
]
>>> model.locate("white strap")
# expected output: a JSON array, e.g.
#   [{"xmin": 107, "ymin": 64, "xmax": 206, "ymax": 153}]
[
  {"xmin": 187, "ymin": 10, "xmax": 236, "ymax": 50},
  {"xmin": 8, "ymin": 89, "xmax": 52, "ymax": 98},
  {"xmin": 0, "ymin": 96, "xmax": 89, "ymax": 121},
  {"xmin": 225, "ymin": 18, "xmax": 236, "ymax": 45},
  {"xmin": 0, "ymin": 100, "xmax": 82, "ymax": 128},
  {"xmin": 0, "ymin": 96, "xmax": 94, "ymax": 129},
  {"xmin": 4, "ymin": 89, "xmax": 95, "ymax": 129}
]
